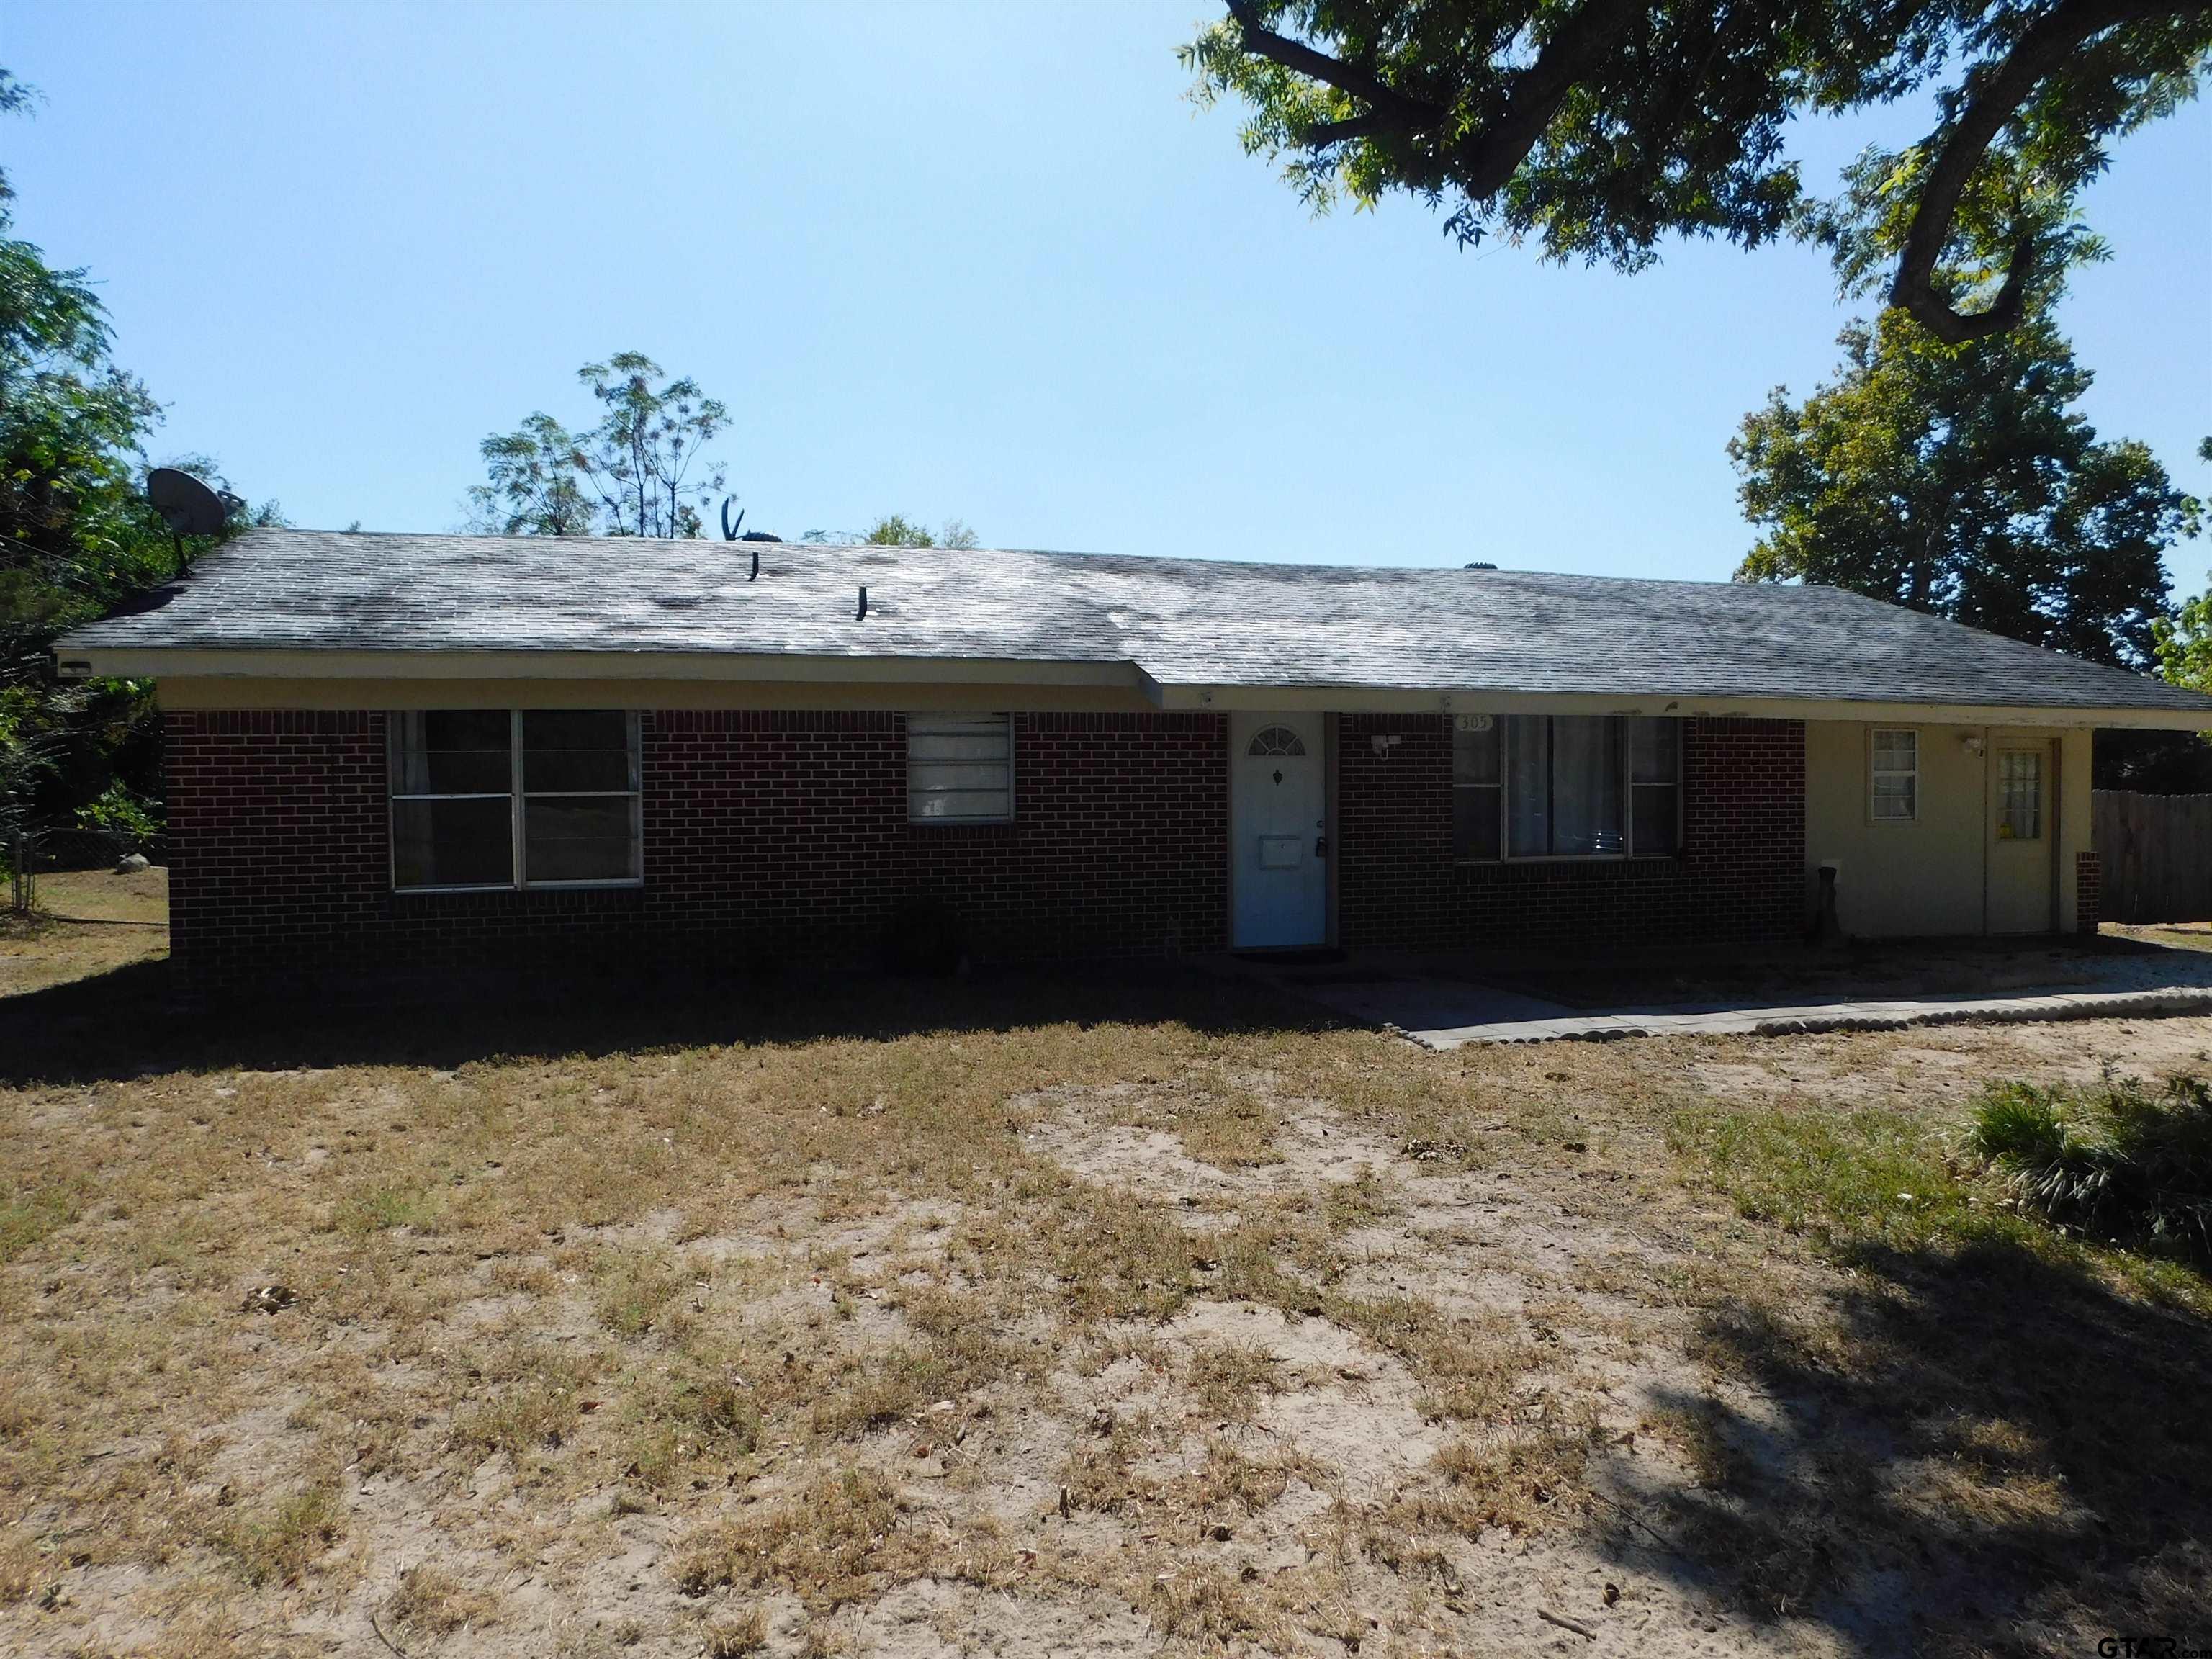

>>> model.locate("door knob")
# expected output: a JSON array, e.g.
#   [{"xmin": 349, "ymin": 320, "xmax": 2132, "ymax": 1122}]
[{"xmin": 1315, "ymin": 835, "xmax": 1328, "ymax": 858}]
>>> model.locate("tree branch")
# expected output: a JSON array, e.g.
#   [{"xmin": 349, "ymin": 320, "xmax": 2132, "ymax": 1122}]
[
  {"xmin": 1223, "ymin": 1, "xmax": 1446, "ymax": 132},
  {"xmin": 1224, "ymin": 0, "xmax": 1644, "ymax": 204},
  {"xmin": 1445, "ymin": 0, "xmax": 1642, "ymax": 199},
  {"xmin": 1890, "ymin": 0, "xmax": 2212, "ymax": 343}
]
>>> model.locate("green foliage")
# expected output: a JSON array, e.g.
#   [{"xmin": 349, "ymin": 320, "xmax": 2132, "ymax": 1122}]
[
  {"xmin": 853, "ymin": 515, "xmax": 980, "ymax": 549},
  {"xmin": 71, "ymin": 779, "xmax": 161, "ymax": 852},
  {"xmin": 469, "ymin": 353, "xmax": 727, "ymax": 539},
  {"xmin": 1181, "ymin": 2, "xmax": 2210, "ymax": 331},
  {"xmin": 802, "ymin": 515, "xmax": 981, "ymax": 549},
  {"xmin": 467, "ymin": 412, "xmax": 594, "ymax": 536},
  {"xmin": 1730, "ymin": 303, "xmax": 2199, "ymax": 668},
  {"xmin": 0, "ymin": 71, "xmax": 270, "ymax": 842},
  {"xmin": 1966, "ymin": 1076, "xmax": 2212, "ymax": 1263},
  {"xmin": 2154, "ymin": 547, "xmax": 2212, "ymax": 731},
  {"xmin": 1669, "ymin": 1103, "xmax": 1983, "ymax": 1254},
  {"xmin": 861, "ymin": 513, "xmax": 933, "ymax": 547}
]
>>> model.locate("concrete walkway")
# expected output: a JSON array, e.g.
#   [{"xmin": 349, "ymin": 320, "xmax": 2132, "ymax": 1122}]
[{"xmin": 1251, "ymin": 953, "xmax": 2212, "ymax": 1048}]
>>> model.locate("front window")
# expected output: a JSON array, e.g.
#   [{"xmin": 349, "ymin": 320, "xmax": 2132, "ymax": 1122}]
[
  {"xmin": 1453, "ymin": 715, "xmax": 1681, "ymax": 861},
  {"xmin": 390, "ymin": 710, "xmax": 640, "ymax": 890}
]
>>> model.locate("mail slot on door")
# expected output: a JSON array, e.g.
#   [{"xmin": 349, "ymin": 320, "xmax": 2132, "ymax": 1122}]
[{"xmin": 1258, "ymin": 835, "xmax": 1303, "ymax": 868}]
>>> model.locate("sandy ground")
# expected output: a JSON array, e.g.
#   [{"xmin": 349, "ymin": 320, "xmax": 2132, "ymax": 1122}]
[{"xmin": 1, "ymin": 884, "xmax": 2208, "ymax": 1656}]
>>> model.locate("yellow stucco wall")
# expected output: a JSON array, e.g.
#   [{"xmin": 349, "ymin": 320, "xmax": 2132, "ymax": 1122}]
[{"xmin": 1804, "ymin": 720, "xmax": 2089, "ymax": 938}]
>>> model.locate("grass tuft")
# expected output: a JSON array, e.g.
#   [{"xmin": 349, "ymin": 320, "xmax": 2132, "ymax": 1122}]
[
  {"xmin": 1966, "ymin": 1075, "xmax": 2212, "ymax": 1262},
  {"xmin": 385, "ymin": 1560, "xmax": 495, "ymax": 1635},
  {"xmin": 214, "ymin": 1479, "xmax": 344, "ymax": 1587}
]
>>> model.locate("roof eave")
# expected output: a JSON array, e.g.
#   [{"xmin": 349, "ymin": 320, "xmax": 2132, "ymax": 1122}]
[{"xmin": 50, "ymin": 643, "xmax": 2212, "ymax": 729}]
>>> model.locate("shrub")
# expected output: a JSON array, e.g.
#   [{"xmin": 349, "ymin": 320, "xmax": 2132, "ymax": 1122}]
[
  {"xmin": 73, "ymin": 782, "xmax": 163, "ymax": 854},
  {"xmin": 1966, "ymin": 1076, "xmax": 2212, "ymax": 1264}
]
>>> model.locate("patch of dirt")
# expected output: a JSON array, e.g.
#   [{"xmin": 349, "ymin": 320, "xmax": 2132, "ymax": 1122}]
[
  {"xmin": 2, "ymin": 966, "xmax": 2206, "ymax": 1658},
  {"xmin": 1684, "ymin": 1012, "xmax": 2212, "ymax": 1110}
]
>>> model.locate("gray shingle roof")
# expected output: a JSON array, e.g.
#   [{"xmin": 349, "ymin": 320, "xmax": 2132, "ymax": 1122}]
[{"xmin": 60, "ymin": 528, "xmax": 2212, "ymax": 714}]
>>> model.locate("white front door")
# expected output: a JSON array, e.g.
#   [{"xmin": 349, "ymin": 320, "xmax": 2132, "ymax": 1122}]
[{"xmin": 1231, "ymin": 712, "xmax": 1327, "ymax": 949}]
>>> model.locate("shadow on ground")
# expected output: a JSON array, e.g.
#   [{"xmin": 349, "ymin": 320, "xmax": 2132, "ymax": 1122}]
[
  {"xmin": 1623, "ymin": 1238, "xmax": 2211, "ymax": 1654},
  {"xmin": 0, "ymin": 955, "xmax": 1357, "ymax": 1087}
]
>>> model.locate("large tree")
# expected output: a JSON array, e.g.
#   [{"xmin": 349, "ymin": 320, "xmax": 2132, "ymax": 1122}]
[
  {"xmin": 0, "ymin": 70, "xmax": 269, "ymax": 858},
  {"xmin": 1182, "ymin": 1, "xmax": 2211, "ymax": 342},
  {"xmin": 468, "ymin": 354, "xmax": 727, "ymax": 539},
  {"xmin": 1731, "ymin": 304, "xmax": 2198, "ymax": 667}
]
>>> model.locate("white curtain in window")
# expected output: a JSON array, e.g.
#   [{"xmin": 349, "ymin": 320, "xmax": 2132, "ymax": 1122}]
[
  {"xmin": 1550, "ymin": 716, "xmax": 1623, "ymax": 855},
  {"xmin": 1506, "ymin": 716, "xmax": 1549, "ymax": 857}
]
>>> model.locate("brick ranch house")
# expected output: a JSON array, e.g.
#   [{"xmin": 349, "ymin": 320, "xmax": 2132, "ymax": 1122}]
[{"xmin": 55, "ymin": 529, "xmax": 2212, "ymax": 986}]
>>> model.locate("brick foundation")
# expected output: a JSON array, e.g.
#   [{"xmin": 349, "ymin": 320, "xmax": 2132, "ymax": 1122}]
[
  {"xmin": 165, "ymin": 707, "xmax": 1811, "ymax": 985},
  {"xmin": 2076, "ymin": 850, "xmax": 2101, "ymax": 935},
  {"xmin": 1334, "ymin": 715, "xmax": 1806, "ymax": 950}
]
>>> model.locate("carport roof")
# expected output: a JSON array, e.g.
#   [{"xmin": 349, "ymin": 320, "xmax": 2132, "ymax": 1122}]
[{"xmin": 56, "ymin": 528, "xmax": 2212, "ymax": 720}]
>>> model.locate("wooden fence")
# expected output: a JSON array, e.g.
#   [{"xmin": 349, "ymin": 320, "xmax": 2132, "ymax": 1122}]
[{"xmin": 2093, "ymin": 790, "xmax": 2212, "ymax": 923}]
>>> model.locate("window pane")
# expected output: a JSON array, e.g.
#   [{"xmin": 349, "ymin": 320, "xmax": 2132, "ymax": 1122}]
[
  {"xmin": 2000, "ymin": 752, "xmax": 2041, "ymax": 839},
  {"xmin": 1633, "ymin": 785, "xmax": 1681, "ymax": 855},
  {"xmin": 391, "ymin": 709, "xmax": 511, "ymax": 795},
  {"xmin": 523, "ymin": 711, "xmax": 634, "ymax": 793},
  {"xmin": 1452, "ymin": 720, "xmax": 1500, "ymax": 786},
  {"xmin": 1453, "ymin": 786, "xmax": 1501, "ymax": 860},
  {"xmin": 1872, "ymin": 778, "xmax": 1917, "ymax": 821},
  {"xmin": 524, "ymin": 796, "xmax": 637, "ymax": 882},
  {"xmin": 909, "ymin": 763, "xmax": 1014, "ymax": 793},
  {"xmin": 1629, "ymin": 718, "xmax": 1680, "ymax": 784},
  {"xmin": 1551, "ymin": 716, "xmax": 1624, "ymax": 856},
  {"xmin": 1874, "ymin": 729, "xmax": 1917, "ymax": 769},
  {"xmin": 912, "ymin": 788, "xmax": 1011, "ymax": 821},
  {"xmin": 908, "ymin": 731, "xmax": 1011, "ymax": 761},
  {"xmin": 1506, "ymin": 716, "xmax": 1548, "ymax": 857},
  {"xmin": 393, "ymin": 797, "xmax": 513, "ymax": 888}
]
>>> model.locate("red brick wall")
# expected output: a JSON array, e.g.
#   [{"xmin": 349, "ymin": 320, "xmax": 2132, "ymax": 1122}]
[
  {"xmin": 644, "ymin": 711, "xmax": 1227, "ymax": 961},
  {"xmin": 1334, "ymin": 714, "xmax": 1806, "ymax": 950},
  {"xmin": 163, "ymin": 709, "xmax": 1228, "ymax": 981},
  {"xmin": 164, "ymin": 706, "xmax": 1808, "ymax": 984},
  {"xmin": 2076, "ymin": 850, "xmax": 2101, "ymax": 935}
]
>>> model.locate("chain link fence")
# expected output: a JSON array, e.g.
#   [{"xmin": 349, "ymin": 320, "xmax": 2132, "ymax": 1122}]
[{"xmin": 4, "ymin": 824, "xmax": 167, "ymax": 915}]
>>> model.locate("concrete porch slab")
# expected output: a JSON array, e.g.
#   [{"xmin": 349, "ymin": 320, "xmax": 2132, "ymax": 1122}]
[
  {"xmin": 1223, "ymin": 945, "xmax": 2212, "ymax": 1048},
  {"xmin": 1385, "ymin": 984, "xmax": 2212, "ymax": 1048}
]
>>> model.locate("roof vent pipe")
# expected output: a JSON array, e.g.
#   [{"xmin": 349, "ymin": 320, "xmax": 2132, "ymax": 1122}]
[{"xmin": 857, "ymin": 585, "xmax": 868, "ymax": 621}]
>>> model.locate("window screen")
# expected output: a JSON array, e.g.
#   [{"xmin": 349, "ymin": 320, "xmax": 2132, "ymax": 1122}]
[
  {"xmin": 907, "ymin": 714, "xmax": 1014, "ymax": 822},
  {"xmin": 523, "ymin": 711, "xmax": 641, "ymax": 882},
  {"xmin": 1629, "ymin": 716, "xmax": 1681, "ymax": 855},
  {"xmin": 1451, "ymin": 718, "xmax": 1502, "ymax": 860},
  {"xmin": 389, "ymin": 710, "xmax": 640, "ymax": 889},
  {"xmin": 390, "ymin": 711, "xmax": 515, "ymax": 890}
]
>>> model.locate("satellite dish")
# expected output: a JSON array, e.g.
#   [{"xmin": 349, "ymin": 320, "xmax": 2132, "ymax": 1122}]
[
  {"xmin": 147, "ymin": 469, "xmax": 230, "ymax": 537},
  {"xmin": 145, "ymin": 469, "xmax": 235, "ymax": 578}
]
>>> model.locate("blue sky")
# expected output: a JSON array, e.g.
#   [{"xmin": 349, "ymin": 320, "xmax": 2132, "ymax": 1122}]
[{"xmin": 4, "ymin": 2, "xmax": 2207, "ymax": 588}]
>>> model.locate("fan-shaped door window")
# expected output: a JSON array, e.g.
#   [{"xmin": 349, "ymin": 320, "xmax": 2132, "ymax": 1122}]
[{"xmin": 1246, "ymin": 726, "xmax": 1307, "ymax": 758}]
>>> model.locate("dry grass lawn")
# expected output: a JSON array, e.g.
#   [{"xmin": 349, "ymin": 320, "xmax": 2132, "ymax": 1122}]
[
  {"xmin": 2, "ymin": 873, "xmax": 2210, "ymax": 1657},
  {"xmin": 0, "ymin": 866, "xmax": 168, "ymax": 995}
]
